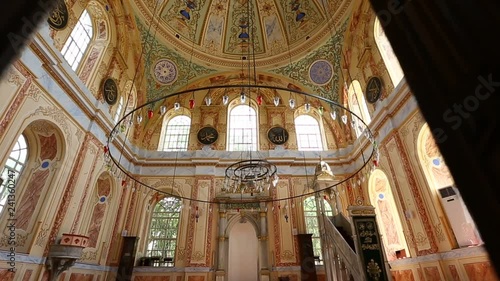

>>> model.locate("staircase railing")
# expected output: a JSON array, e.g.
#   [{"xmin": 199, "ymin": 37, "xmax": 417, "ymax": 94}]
[
  {"xmin": 332, "ymin": 213, "xmax": 353, "ymax": 238},
  {"xmin": 320, "ymin": 214, "xmax": 364, "ymax": 281}
]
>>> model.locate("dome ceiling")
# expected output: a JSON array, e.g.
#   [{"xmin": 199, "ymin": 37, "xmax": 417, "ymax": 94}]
[{"xmin": 133, "ymin": 0, "xmax": 350, "ymax": 68}]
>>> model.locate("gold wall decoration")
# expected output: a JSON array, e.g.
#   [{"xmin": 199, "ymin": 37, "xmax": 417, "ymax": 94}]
[{"xmin": 47, "ymin": 0, "xmax": 69, "ymax": 30}]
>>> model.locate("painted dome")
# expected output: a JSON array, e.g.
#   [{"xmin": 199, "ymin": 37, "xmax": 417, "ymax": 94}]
[{"xmin": 132, "ymin": 0, "xmax": 350, "ymax": 68}]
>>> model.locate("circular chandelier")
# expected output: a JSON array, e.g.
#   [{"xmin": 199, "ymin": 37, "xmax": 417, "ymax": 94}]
[
  {"xmin": 223, "ymin": 159, "xmax": 278, "ymax": 196},
  {"xmin": 104, "ymin": 83, "xmax": 378, "ymax": 205}
]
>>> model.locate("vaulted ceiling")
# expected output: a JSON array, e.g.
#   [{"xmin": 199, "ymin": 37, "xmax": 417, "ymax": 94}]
[
  {"xmin": 132, "ymin": 0, "xmax": 351, "ymax": 68},
  {"xmin": 130, "ymin": 0, "xmax": 353, "ymax": 105}
]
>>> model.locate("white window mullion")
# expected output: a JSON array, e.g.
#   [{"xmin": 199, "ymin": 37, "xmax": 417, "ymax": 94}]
[
  {"xmin": 61, "ymin": 10, "xmax": 93, "ymax": 71},
  {"xmin": 162, "ymin": 115, "xmax": 191, "ymax": 151},
  {"xmin": 295, "ymin": 115, "xmax": 323, "ymax": 151},
  {"xmin": 228, "ymin": 105, "xmax": 257, "ymax": 151}
]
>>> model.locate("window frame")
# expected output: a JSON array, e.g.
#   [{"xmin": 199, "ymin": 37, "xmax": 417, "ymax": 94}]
[
  {"xmin": 348, "ymin": 80, "xmax": 371, "ymax": 137},
  {"xmin": 159, "ymin": 112, "xmax": 191, "ymax": 152},
  {"xmin": 114, "ymin": 96, "xmax": 124, "ymax": 123},
  {"xmin": 146, "ymin": 197, "xmax": 182, "ymax": 267},
  {"xmin": 227, "ymin": 101, "xmax": 258, "ymax": 151},
  {"xmin": 374, "ymin": 18, "xmax": 405, "ymax": 87},
  {"xmin": 61, "ymin": 9, "xmax": 93, "ymax": 71},
  {"xmin": 303, "ymin": 196, "xmax": 333, "ymax": 265},
  {"xmin": 294, "ymin": 113, "xmax": 325, "ymax": 151},
  {"xmin": 0, "ymin": 134, "xmax": 28, "ymax": 214}
]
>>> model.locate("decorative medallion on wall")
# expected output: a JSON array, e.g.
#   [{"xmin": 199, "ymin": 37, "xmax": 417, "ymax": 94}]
[
  {"xmin": 267, "ymin": 126, "xmax": 289, "ymax": 145},
  {"xmin": 47, "ymin": 0, "xmax": 69, "ymax": 30},
  {"xmin": 309, "ymin": 60, "xmax": 334, "ymax": 85},
  {"xmin": 365, "ymin": 76, "xmax": 383, "ymax": 103},
  {"xmin": 197, "ymin": 126, "xmax": 218, "ymax": 145},
  {"xmin": 102, "ymin": 77, "xmax": 118, "ymax": 105},
  {"xmin": 153, "ymin": 59, "xmax": 178, "ymax": 85}
]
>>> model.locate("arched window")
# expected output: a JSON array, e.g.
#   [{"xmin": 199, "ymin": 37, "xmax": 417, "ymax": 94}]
[
  {"xmin": 228, "ymin": 104, "xmax": 257, "ymax": 151},
  {"xmin": 368, "ymin": 169, "xmax": 409, "ymax": 261},
  {"xmin": 417, "ymin": 124, "xmax": 454, "ymax": 189},
  {"xmin": 160, "ymin": 115, "xmax": 191, "ymax": 151},
  {"xmin": 0, "ymin": 135, "xmax": 28, "ymax": 213},
  {"xmin": 61, "ymin": 9, "xmax": 93, "ymax": 71},
  {"xmin": 0, "ymin": 121, "xmax": 65, "ymax": 253},
  {"xmin": 295, "ymin": 115, "xmax": 323, "ymax": 151},
  {"xmin": 303, "ymin": 196, "xmax": 333, "ymax": 264},
  {"xmin": 374, "ymin": 18, "xmax": 404, "ymax": 86},
  {"xmin": 348, "ymin": 80, "xmax": 371, "ymax": 137},
  {"xmin": 146, "ymin": 197, "xmax": 182, "ymax": 266},
  {"xmin": 114, "ymin": 96, "xmax": 124, "ymax": 123}
]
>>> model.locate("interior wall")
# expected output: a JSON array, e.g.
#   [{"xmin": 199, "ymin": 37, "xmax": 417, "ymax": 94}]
[
  {"xmin": 0, "ymin": 1, "xmax": 499, "ymax": 280},
  {"xmin": 228, "ymin": 220, "xmax": 258, "ymax": 281}
]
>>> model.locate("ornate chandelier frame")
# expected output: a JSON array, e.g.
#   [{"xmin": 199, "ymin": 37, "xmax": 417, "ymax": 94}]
[
  {"xmin": 105, "ymin": 84, "xmax": 378, "ymax": 204},
  {"xmin": 223, "ymin": 159, "xmax": 278, "ymax": 195}
]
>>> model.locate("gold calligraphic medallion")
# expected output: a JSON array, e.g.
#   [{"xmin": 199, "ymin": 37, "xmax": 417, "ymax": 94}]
[
  {"xmin": 267, "ymin": 126, "xmax": 289, "ymax": 145},
  {"xmin": 365, "ymin": 76, "xmax": 383, "ymax": 104},
  {"xmin": 102, "ymin": 78, "xmax": 119, "ymax": 105},
  {"xmin": 197, "ymin": 126, "xmax": 218, "ymax": 145},
  {"xmin": 47, "ymin": 0, "xmax": 69, "ymax": 30}
]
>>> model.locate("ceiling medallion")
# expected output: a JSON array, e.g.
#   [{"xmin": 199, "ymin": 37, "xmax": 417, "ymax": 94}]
[
  {"xmin": 153, "ymin": 59, "xmax": 178, "ymax": 85},
  {"xmin": 309, "ymin": 60, "xmax": 334, "ymax": 85}
]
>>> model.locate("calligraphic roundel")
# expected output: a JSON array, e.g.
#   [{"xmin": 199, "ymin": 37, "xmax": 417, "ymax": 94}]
[
  {"xmin": 267, "ymin": 126, "xmax": 289, "ymax": 145},
  {"xmin": 197, "ymin": 126, "xmax": 219, "ymax": 145},
  {"xmin": 47, "ymin": 0, "xmax": 69, "ymax": 30}
]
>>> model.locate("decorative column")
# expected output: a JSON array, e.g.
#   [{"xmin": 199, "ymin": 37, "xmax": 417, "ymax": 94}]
[
  {"xmin": 259, "ymin": 202, "xmax": 270, "ymax": 281},
  {"xmin": 216, "ymin": 205, "xmax": 227, "ymax": 281}
]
